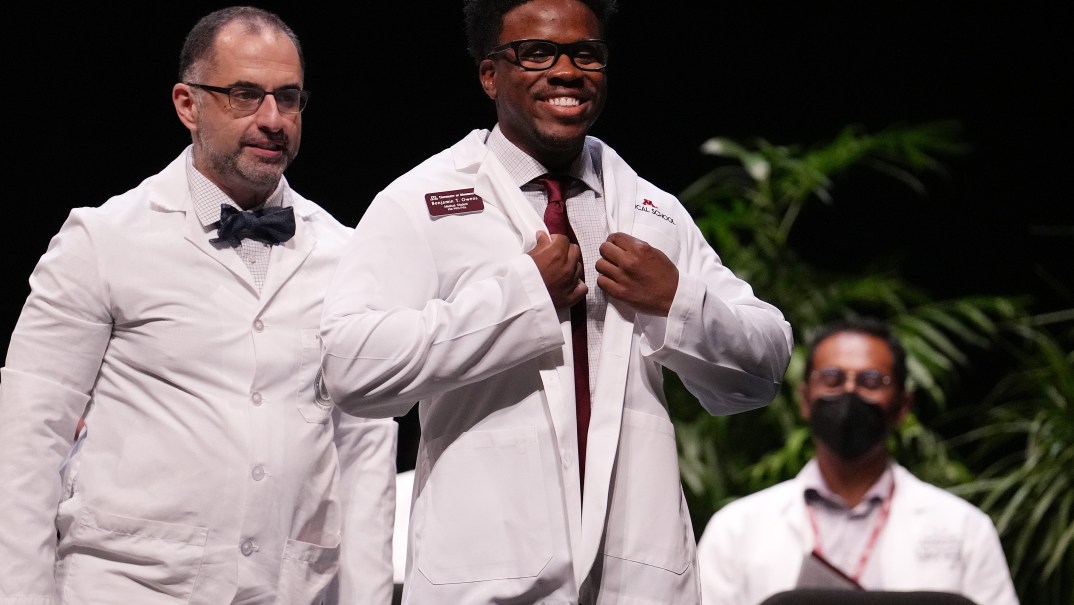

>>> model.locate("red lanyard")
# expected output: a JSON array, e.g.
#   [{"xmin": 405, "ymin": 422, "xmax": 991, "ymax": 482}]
[{"xmin": 805, "ymin": 478, "xmax": 896, "ymax": 582}]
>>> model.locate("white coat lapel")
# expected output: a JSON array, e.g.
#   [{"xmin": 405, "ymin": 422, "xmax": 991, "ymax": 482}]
[
  {"xmin": 467, "ymin": 133, "xmax": 589, "ymax": 572},
  {"xmin": 259, "ymin": 203, "xmax": 315, "ymax": 306},
  {"xmin": 473, "ymin": 147, "xmax": 542, "ymax": 249},
  {"xmin": 787, "ymin": 475, "xmax": 814, "ymax": 552},
  {"xmin": 577, "ymin": 140, "xmax": 638, "ymax": 579},
  {"xmin": 149, "ymin": 148, "xmax": 269, "ymax": 296},
  {"xmin": 159, "ymin": 182, "xmax": 260, "ymax": 295}
]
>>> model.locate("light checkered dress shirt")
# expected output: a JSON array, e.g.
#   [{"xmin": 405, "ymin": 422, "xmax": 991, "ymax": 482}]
[
  {"xmin": 187, "ymin": 153, "xmax": 286, "ymax": 292},
  {"xmin": 486, "ymin": 126, "xmax": 608, "ymax": 396}
]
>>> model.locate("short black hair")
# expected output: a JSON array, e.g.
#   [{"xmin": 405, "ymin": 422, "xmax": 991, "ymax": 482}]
[
  {"xmin": 178, "ymin": 6, "xmax": 303, "ymax": 82},
  {"xmin": 803, "ymin": 317, "xmax": 909, "ymax": 390},
  {"xmin": 462, "ymin": 0, "xmax": 618, "ymax": 63}
]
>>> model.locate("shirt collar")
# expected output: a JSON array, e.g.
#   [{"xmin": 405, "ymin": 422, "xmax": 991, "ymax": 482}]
[
  {"xmin": 486, "ymin": 124, "xmax": 603, "ymax": 195},
  {"xmin": 800, "ymin": 458, "xmax": 895, "ymax": 515}
]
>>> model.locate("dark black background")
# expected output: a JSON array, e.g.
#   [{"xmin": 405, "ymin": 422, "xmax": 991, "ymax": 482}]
[{"xmin": 5, "ymin": 3, "xmax": 1071, "ymax": 460}]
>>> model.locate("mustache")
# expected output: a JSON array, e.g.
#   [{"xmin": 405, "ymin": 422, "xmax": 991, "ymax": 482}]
[{"xmin": 244, "ymin": 130, "xmax": 290, "ymax": 148}]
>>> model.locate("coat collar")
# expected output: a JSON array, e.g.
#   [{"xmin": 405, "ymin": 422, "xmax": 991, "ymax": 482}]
[{"xmin": 147, "ymin": 146, "xmax": 318, "ymax": 301}]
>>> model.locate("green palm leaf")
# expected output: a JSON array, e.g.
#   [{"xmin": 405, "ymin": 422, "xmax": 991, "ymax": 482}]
[{"xmin": 672, "ymin": 119, "xmax": 1074, "ymax": 604}]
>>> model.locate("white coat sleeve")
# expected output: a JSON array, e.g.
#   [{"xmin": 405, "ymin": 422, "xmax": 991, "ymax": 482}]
[
  {"xmin": 323, "ymin": 412, "xmax": 398, "ymax": 605},
  {"xmin": 320, "ymin": 194, "xmax": 564, "ymax": 418},
  {"xmin": 960, "ymin": 509, "xmax": 1020, "ymax": 605},
  {"xmin": 0, "ymin": 210, "xmax": 113, "ymax": 604},
  {"xmin": 696, "ymin": 506, "xmax": 748, "ymax": 605},
  {"xmin": 639, "ymin": 211, "xmax": 793, "ymax": 415}
]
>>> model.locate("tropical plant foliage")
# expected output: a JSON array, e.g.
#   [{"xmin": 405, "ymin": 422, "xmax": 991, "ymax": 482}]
[
  {"xmin": 944, "ymin": 314, "xmax": 1074, "ymax": 604},
  {"xmin": 672, "ymin": 120, "xmax": 1074, "ymax": 604}
]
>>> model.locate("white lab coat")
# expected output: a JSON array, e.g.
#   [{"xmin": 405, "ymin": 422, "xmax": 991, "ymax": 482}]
[
  {"xmin": 321, "ymin": 130, "xmax": 793, "ymax": 604},
  {"xmin": 696, "ymin": 462, "xmax": 1020, "ymax": 605},
  {"xmin": 0, "ymin": 148, "xmax": 397, "ymax": 605}
]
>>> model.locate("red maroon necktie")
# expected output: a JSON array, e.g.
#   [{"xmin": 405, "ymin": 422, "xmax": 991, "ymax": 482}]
[{"xmin": 534, "ymin": 174, "xmax": 591, "ymax": 492}]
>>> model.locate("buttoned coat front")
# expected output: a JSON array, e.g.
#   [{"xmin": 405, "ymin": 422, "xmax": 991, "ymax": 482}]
[
  {"xmin": 321, "ymin": 130, "xmax": 793, "ymax": 604},
  {"xmin": 0, "ymin": 148, "xmax": 397, "ymax": 605}
]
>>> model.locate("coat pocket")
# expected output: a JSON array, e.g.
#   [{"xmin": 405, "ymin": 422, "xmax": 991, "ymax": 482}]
[
  {"xmin": 273, "ymin": 535, "xmax": 340, "ymax": 605},
  {"xmin": 602, "ymin": 408, "xmax": 692, "ymax": 574},
  {"xmin": 631, "ymin": 215, "xmax": 683, "ymax": 264},
  {"xmin": 57, "ymin": 506, "xmax": 207, "ymax": 603},
  {"xmin": 416, "ymin": 426, "xmax": 553, "ymax": 584}
]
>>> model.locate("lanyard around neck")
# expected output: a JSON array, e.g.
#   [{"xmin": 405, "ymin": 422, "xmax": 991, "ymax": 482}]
[{"xmin": 805, "ymin": 477, "xmax": 896, "ymax": 582}]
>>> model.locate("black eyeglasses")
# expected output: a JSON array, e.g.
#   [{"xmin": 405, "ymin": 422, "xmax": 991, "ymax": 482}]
[
  {"xmin": 810, "ymin": 367, "xmax": 893, "ymax": 391},
  {"xmin": 485, "ymin": 39, "xmax": 609, "ymax": 72},
  {"xmin": 186, "ymin": 83, "xmax": 310, "ymax": 114}
]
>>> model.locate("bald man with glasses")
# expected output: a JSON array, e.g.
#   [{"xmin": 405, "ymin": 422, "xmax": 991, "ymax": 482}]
[{"xmin": 0, "ymin": 7, "xmax": 396, "ymax": 603}]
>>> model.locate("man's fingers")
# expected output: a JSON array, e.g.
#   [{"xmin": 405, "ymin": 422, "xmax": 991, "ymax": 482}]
[
  {"xmin": 568, "ymin": 277, "xmax": 588, "ymax": 306},
  {"xmin": 598, "ymin": 239, "xmax": 624, "ymax": 263}
]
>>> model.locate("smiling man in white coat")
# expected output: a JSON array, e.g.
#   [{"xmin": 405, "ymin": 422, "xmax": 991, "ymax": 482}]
[
  {"xmin": 320, "ymin": 0, "xmax": 792, "ymax": 603},
  {"xmin": 0, "ymin": 7, "xmax": 397, "ymax": 604}
]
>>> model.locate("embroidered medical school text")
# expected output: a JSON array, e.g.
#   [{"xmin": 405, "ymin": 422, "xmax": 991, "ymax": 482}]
[{"xmin": 635, "ymin": 199, "xmax": 675, "ymax": 225}]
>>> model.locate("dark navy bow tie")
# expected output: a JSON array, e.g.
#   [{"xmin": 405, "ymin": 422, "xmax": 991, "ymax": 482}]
[{"xmin": 210, "ymin": 204, "xmax": 296, "ymax": 247}]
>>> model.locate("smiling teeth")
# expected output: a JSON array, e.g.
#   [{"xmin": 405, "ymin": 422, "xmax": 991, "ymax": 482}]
[{"xmin": 548, "ymin": 97, "xmax": 580, "ymax": 106}]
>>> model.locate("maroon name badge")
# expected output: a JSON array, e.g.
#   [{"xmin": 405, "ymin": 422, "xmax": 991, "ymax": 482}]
[{"xmin": 425, "ymin": 188, "xmax": 484, "ymax": 219}]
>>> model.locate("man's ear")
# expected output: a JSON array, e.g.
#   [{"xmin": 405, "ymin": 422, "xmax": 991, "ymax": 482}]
[
  {"xmin": 893, "ymin": 389, "xmax": 913, "ymax": 425},
  {"xmin": 797, "ymin": 381, "xmax": 811, "ymax": 421},
  {"xmin": 478, "ymin": 59, "xmax": 498, "ymax": 100},
  {"xmin": 173, "ymin": 83, "xmax": 198, "ymax": 131}
]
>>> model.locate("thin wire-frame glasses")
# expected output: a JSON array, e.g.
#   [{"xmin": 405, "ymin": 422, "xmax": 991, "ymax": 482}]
[{"xmin": 810, "ymin": 367, "xmax": 893, "ymax": 391}]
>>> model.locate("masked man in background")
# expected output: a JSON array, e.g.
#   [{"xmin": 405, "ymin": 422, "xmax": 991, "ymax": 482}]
[{"xmin": 697, "ymin": 317, "xmax": 1019, "ymax": 605}]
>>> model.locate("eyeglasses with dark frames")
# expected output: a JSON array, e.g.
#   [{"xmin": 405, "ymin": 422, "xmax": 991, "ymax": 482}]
[
  {"xmin": 810, "ymin": 367, "xmax": 893, "ymax": 391},
  {"xmin": 186, "ymin": 83, "xmax": 311, "ymax": 114},
  {"xmin": 485, "ymin": 39, "xmax": 609, "ymax": 72}
]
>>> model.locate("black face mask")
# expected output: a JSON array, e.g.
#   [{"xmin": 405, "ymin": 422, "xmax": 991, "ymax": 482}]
[{"xmin": 808, "ymin": 392, "xmax": 891, "ymax": 460}]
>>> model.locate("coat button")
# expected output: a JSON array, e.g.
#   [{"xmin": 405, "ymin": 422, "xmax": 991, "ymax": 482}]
[
  {"xmin": 240, "ymin": 539, "xmax": 256, "ymax": 556},
  {"xmin": 251, "ymin": 465, "xmax": 266, "ymax": 481}
]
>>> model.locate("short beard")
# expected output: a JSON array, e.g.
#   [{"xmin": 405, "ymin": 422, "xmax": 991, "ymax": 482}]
[
  {"xmin": 206, "ymin": 143, "xmax": 293, "ymax": 190},
  {"xmin": 532, "ymin": 128, "xmax": 587, "ymax": 169},
  {"xmin": 536, "ymin": 129, "xmax": 583, "ymax": 154}
]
